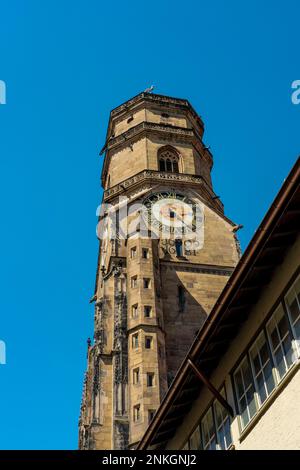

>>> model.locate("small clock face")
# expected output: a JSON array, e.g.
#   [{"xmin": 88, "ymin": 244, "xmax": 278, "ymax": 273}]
[{"xmin": 143, "ymin": 191, "xmax": 202, "ymax": 236}]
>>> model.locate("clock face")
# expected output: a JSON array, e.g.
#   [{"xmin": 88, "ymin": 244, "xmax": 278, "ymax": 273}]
[{"xmin": 143, "ymin": 191, "xmax": 203, "ymax": 236}]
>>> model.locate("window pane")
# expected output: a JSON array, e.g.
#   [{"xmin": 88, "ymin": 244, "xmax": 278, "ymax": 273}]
[
  {"xmin": 242, "ymin": 360, "xmax": 253, "ymax": 389},
  {"xmin": 246, "ymin": 387, "xmax": 256, "ymax": 418},
  {"xmin": 159, "ymin": 159, "xmax": 165, "ymax": 171},
  {"xmin": 213, "ymin": 389, "xmax": 232, "ymax": 450},
  {"xmin": 249, "ymin": 332, "xmax": 275, "ymax": 406},
  {"xmin": 267, "ymin": 305, "xmax": 296, "ymax": 380},
  {"xmin": 207, "ymin": 439, "xmax": 217, "ymax": 450},
  {"xmin": 264, "ymin": 361, "xmax": 275, "ymax": 395},
  {"xmin": 189, "ymin": 426, "xmax": 201, "ymax": 450},
  {"xmin": 282, "ymin": 335, "xmax": 294, "ymax": 367},
  {"xmin": 234, "ymin": 357, "xmax": 257, "ymax": 429},
  {"xmin": 224, "ymin": 418, "xmax": 232, "ymax": 449},
  {"xmin": 277, "ymin": 315, "xmax": 289, "ymax": 339},
  {"xmin": 166, "ymin": 159, "xmax": 172, "ymax": 172},
  {"xmin": 274, "ymin": 346, "xmax": 286, "ymax": 379},
  {"xmin": 294, "ymin": 318, "xmax": 300, "ymax": 339},
  {"xmin": 214, "ymin": 401, "xmax": 224, "ymax": 428},
  {"xmin": 235, "ymin": 369, "xmax": 244, "ymax": 397},
  {"xmin": 240, "ymin": 396, "xmax": 249, "ymax": 428},
  {"xmin": 256, "ymin": 372, "xmax": 267, "ymax": 404},
  {"xmin": 285, "ymin": 276, "xmax": 300, "ymax": 341},
  {"xmin": 201, "ymin": 408, "xmax": 216, "ymax": 450}
]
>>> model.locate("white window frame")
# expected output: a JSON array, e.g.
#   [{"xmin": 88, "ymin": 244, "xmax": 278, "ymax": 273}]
[
  {"xmin": 284, "ymin": 274, "xmax": 300, "ymax": 354},
  {"xmin": 201, "ymin": 407, "xmax": 217, "ymax": 450},
  {"xmin": 266, "ymin": 304, "xmax": 297, "ymax": 382},
  {"xmin": 233, "ymin": 356, "xmax": 257, "ymax": 430},
  {"xmin": 249, "ymin": 331, "xmax": 276, "ymax": 407},
  {"xmin": 213, "ymin": 389, "xmax": 233, "ymax": 450}
]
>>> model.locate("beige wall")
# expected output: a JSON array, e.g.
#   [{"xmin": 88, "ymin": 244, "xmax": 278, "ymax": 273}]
[{"xmin": 167, "ymin": 235, "xmax": 300, "ymax": 450}]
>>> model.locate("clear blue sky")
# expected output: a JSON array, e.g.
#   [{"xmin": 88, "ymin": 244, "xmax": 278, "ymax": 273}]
[{"xmin": 0, "ymin": 0, "xmax": 299, "ymax": 449}]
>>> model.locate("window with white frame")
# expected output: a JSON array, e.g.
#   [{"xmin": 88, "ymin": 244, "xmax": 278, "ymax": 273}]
[
  {"xmin": 285, "ymin": 275, "xmax": 300, "ymax": 347},
  {"xmin": 187, "ymin": 388, "xmax": 233, "ymax": 450},
  {"xmin": 201, "ymin": 408, "xmax": 217, "ymax": 450},
  {"xmin": 233, "ymin": 285, "xmax": 300, "ymax": 432},
  {"xmin": 130, "ymin": 247, "xmax": 137, "ymax": 258},
  {"xmin": 234, "ymin": 357, "xmax": 257, "ymax": 429},
  {"xmin": 131, "ymin": 276, "xmax": 138, "ymax": 288},
  {"xmin": 249, "ymin": 331, "xmax": 275, "ymax": 406},
  {"xmin": 266, "ymin": 304, "xmax": 296, "ymax": 380},
  {"xmin": 188, "ymin": 425, "xmax": 201, "ymax": 450},
  {"xmin": 213, "ymin": 389, "xmax": 233, "ymax": 450}
]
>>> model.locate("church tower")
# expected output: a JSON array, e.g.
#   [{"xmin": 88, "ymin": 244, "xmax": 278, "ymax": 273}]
[{"xmin": 79, "ymin": 92, "xmax": 240, "ymax": 449}]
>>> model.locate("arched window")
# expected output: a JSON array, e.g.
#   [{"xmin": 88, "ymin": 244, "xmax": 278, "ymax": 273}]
[{"xmin": 158, "ymin": 148, "xmax": 180, "ymax": 173}]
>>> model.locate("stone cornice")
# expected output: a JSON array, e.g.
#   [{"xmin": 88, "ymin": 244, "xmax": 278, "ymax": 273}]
[
  {"xmin": 160, "ymin": 261, "xmax": 235, "ymax": 277},
  {"xmin": 104, "ymin": 122, "xmax": 194, "ymax": 155},
  {"xmin": 110, "ymin": 92, "xmax": 204, "ymax": 130},
  {"xmin": 103, "ymin": 169, "xmax": 224, "ymax": 214}
]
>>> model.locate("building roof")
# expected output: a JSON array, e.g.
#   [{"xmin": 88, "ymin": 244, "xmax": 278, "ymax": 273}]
[
  {"xmin": 137, "ymin": 156, "xmax": 300, "ymax": 449},
  {"xmin": 109, "ymin": 92, "xmax": 204, "ymax": 128}
]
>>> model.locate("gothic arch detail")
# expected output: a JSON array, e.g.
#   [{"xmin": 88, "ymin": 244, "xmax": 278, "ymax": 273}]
[{"xmin": 158, "ymin": 146, "xmax": 182, "ymax": 173}]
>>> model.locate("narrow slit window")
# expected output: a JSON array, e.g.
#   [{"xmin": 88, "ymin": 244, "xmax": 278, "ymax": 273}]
[
  {"xmin": 133, "ymin": 404, "xmax": 140, "ymax": 422},
  {"xmin": 178, "ymin": 285, "xmax": 185, "ymax": 312},
  {"xmin": 145, "ymin": 336, "xmax": 153, "ymax": 349},
  {"xmin": 146, "ymin": 372, "xmax": 155, "ymax": 387},
  {"xmin": 132, "ymin": 333, "xmax": 139, "ymax": 349},
  {"xmin": 133, "ymin": 368, "xmax": 140, "ymax": 385},
  {"xmin": 148, "ymin": 409, "xmax": 156, "ymax": 423},
  {"xmin": 132, "ymin": 304, "xmax": 138, "ymax": 318},
  {"xmin": 131, "ymin": 276, "xmax": 138, "ymax": 288},
  {"xmin": 144, "ymin": 306, "xmax": 152, "ymax": 318}
]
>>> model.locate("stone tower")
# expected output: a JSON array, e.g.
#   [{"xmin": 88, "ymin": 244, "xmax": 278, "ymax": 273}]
[{"xmin": 79, "ymin": 92, "xmax": 240, "ymax": 449}]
